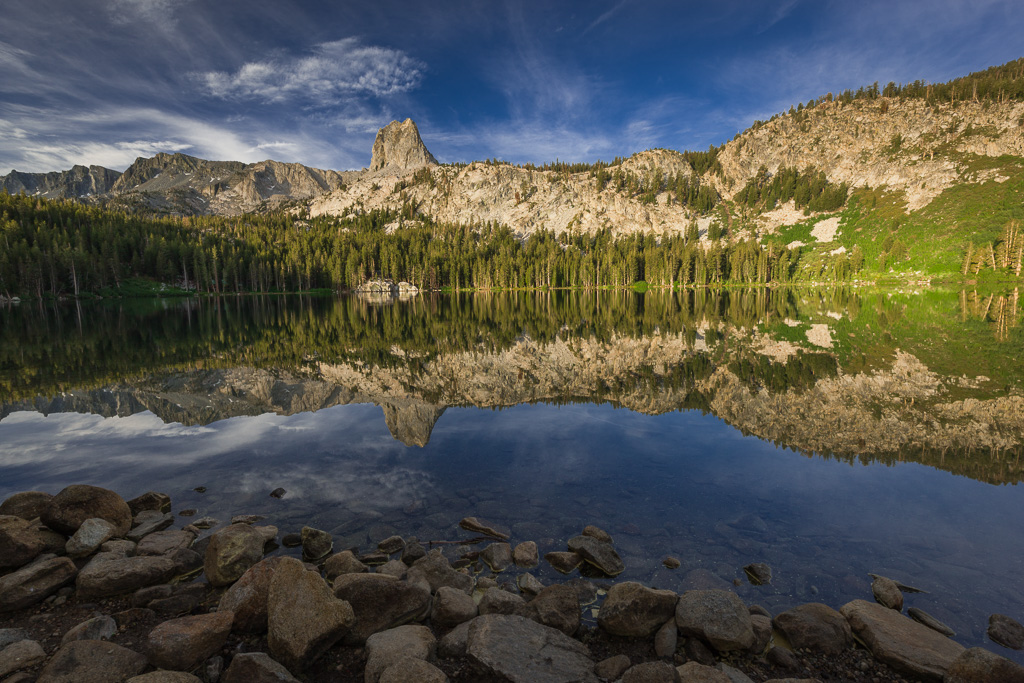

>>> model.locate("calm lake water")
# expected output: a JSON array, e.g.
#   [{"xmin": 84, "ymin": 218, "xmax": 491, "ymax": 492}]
[{"xmin": 1, "ymin": 288, "xmax": 1022, "ymax": 659}]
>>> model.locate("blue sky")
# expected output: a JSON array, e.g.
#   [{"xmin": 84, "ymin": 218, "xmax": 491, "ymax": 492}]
[{"xmin": 1, "ymin": 0, "xmax": 1022, "ymax": 174}]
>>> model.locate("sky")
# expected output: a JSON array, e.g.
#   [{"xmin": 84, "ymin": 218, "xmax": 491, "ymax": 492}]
[{"xmin": 1, "ymin": 0, "xmax": 1022, "ymax": 175}]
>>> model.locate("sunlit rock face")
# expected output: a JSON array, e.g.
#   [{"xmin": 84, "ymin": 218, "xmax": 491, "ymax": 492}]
[{"xmin": 369, "ymin": 119, "xmax": 438, "ymax": 174}]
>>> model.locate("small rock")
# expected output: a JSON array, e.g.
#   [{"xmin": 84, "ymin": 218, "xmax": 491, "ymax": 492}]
[
  {"xmin": 206, "ymin": 655, "xmax": 224, "ymax": 683},
  {"xmin": 989, "ymin": 613, "xmax": 1024, "ymax": 650},
  {"xmin": 377, "ymin": 559, "xmax": 408, "ymax": 578},
  {"xmin": 360, "ymin": 552, "xmax": 389, "ymax": 565},
  {"xmin": 128, "ymin": 511, "xmax": 174, "ymax": 542},
  {"xmin": 378, "ymin": 658, "xmax": 449, "ymax": 683},
  {"xmin": 526, "ymin": 584, "xmax": 580, "ymax": 636},
  {"xmin": 655, "ymin": 619, "xmax": 678, "ymax": 657},
  {"xmin": 77, "ymin": 553, "xmax": 183, "ymax": 599},
  {"xmin": 872, "ymin": 575, "xmax": 904, "ymax": 611},
  {"xmin": 0, "ymin": 629, "xmax": 31, "ymax": 650},
  {"xmin": 178, "ymin": 509, "xmax": 197, "ymax": 517},
  {"xmin": 458, "ymin": 517, "xmax": 509, "ymax": 540},
  {"xmin": 432, "ymin": 585, "xmax": 478, "ymax": 628},
  {"xmin": 407, "ymin": 549, "xmax": 474, "ymax": 594},
  {"xmin": 127, "ymin": 492, "xmax": 172, "ymax": 516},
  {"xmin": 684, "ymin": 637, "xmax": 716, "ymax": 665},
  {"xmin": 773, "ymin": 603, "xmax": 852, "ymax": 654},
  {"xmin": 324, "ymin": 550, "xmax": 368, "ymax": 579},
  {"xmin": 136, "ymin": 530, "xmax": 195, "ymax": 557},
  {"xmin": 743, "ymin": 563, "xmax": 772, "ymax": 586},
  {"xmin": 0, "ymin": 516, "xmax": 48, "ymax": 569},
  {"xmin": 908, "ymin": 607, "xmax": 955, "ymax": 637},
  {"xmin": 545, "ymin": 551, "xmax": 582, "ymax": 574},
  {"xmin": 219, "ymin": 556, "xmax": 287, "ymax": 633},
  {"xmin": 567, "ymin": 535, "xmax": 624, "ymax": 576},
  {"xmin": 675, "ymin": 589, "xmax": 754, "ymax": 651},
  {"xmin": 193, "ymin": 486, "xmax": 206, "ymax": 493},
  {"xmin": 61, "ymin": 615, "xmax": 118, "ymax": 644},
  {"xmin": 466, "ymin": 614, "xmax": 598, "ymax": 683},
  {"xmin": 365, "ymin": 625, "xmax": 436, "ymax": 683},
  {"xmin": 0, "ymin": 639, "xmax": 46, "ymax": 678},
  {"xmin": 37, "ymin": 639, "xmax": 147, "ymax": 683},
  {"xmin": 663, "ymin": 556, "xmax": 681, "ymax": 569},
  {"xmin": 517, "ymin": 573, "xmax": 544, "ymax": 596},
  {"xmin": 281, "ymin": 533, "xmax": 302, "ymax": 547},
  {"xmin": 749, "ymin": 614, "xmax": 772, "ymax": 654},
  {"xmin": 221, "ymin": 652, "xmax": 299, "ymax": 683},
  {"xmin": 231, "ymin": 515, "xmax": 264, "ymax": 525},
  {"xmin": 147, "ymin": 611, "xmax": 234, "ymax": 671},
  {"xmin": 255, "ymin": 526, "xmax": 278, "ymax": 544},
  {"xmin": 438, "ymin": 621, "xmax": 471, "ymax": 658},
  {"xmin": 479, "ymin": 587, "xmax": 526, "ymax": 616},
  {"xmin": 594, "ymin": 654, "xmax": 632, "ymax": 681},
  {"xmin": 582, "ymin": 525, "xmax": 613, "ymax": 543},
  {"xmin": 766, "ymin": 645, "xmax": 801, "ymax": 671},
  {"xmin": 945, "ymin": 646, "xmax": 1024, "ymax": 683},
  {"xmin": 0, "ymin": 555, "xmax": 78, "ymax": 612},
  {"xmin": 332, "ymin": 573, "xmax": 431, "ymax": 643},
  {"xmin": 133, "ymin": 584, "xmax": 173, "ymax": 608},
  {"xmin": 269, "ymin": 488, "xmax": 286, "ymax": 499},
  {"xmin": 676, "ymin": 661, "xmax": 729, "ymax": 682},
  {"xmin": 401, "ymin": 539, "xmax": 427, "ymax": 565},
  {"xmin": 127, "ymin": 672, "xmax": 203, "ymax": 682},
  {"xmin": 621, "ymin": 661, "xmax": 680, "ymax": 682},
  {"xmin": 192, "ymin": 517, "xmax": 218, "ymax": 529},
  {"xmin": 513, "ymin": 541, "xmax": 538, "ymax": 568},
  {"xmin": 480, "ymin": 542, "xmax": 512, "ymax": 572},
  {"xmin": 300, "ymin": 526, "xmax": 333, "ymax": 560},
  {"xmin": 378, "ymin": 535, "xmax": 405, "ymax": 555}
]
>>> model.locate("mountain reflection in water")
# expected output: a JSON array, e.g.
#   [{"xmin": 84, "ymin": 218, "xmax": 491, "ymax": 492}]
[{"xmin": 2, "ymin": 288, "xmax": 1022, "ymax": 481}]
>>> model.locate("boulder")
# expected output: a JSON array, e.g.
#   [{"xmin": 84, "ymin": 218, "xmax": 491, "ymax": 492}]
[
  {"xmin": 567, "ymin": 535, "xmax": 624, "ymax": 576},
  {"xmin": 324, "ymin": 550, "xmax": 369, "ymax": 579},
  {"xmin": 513, "ymin": 541, "xmax": 539, "ymax": 568},
  {"xmin": 332, "ymin": 573, "xmax": 432, "ymax": 643},
  {"xmin": 438, "ymin": 620, "xmax": 471, "ymax": 659},
  {"xmin": 675, "ymin": 590, "xmax": 754, "ymax": 652},
  {"xmin": 676, "ymin": 661, "xmax": 731, "ymax": 682},
  {"xmin": 136, "ymin": 530, "xmax": 195, "ymax": 557},
  {"xmin": 401, "ymin": 539, "xmax": 427, "ymax": 565},
  {"xmin": 377, "ymin": 559, "xmax": 408, "ymax": 578},
  {"xmin": 42, "ymin": 485, "xmax": 132, "ymax": 537},
  {"xmin": 127, "ymin": 512, "xmax": 174, "ymax": 543},
  {"xmin": 364, "ymin": 624, "xmax": 436, "ymax": 683},
  {"xmin": 988, "ymin": 613, "xmax": 1024, "ymax": 650},
  {"xmin": 407, "ymin": 549, "xmax": 474, "ymax": 594},
  {"xmin": 268, "ymin": 557, "xmax": 355, "ymax": 668},
  {"xmin": 0, "ymin": 554, "xmax": 77, "ymax": 612},
  {"xmin": 945, "ymin": 647, "xmax": 1024, "ymax": 683},
  {"xmin": 0, "ymin": 491, "xmax": 53, "ymax": 520},
  {"xmin": 480, "ymin": 542, "xmax": 512, "ymax": 572},
  {"xmin": 594, "ymin": 654, "xmax": 632, "ymax": 681},
  {"xmin": 0, "ymin": 515, "xmax": 47, "ymax": 569},
  {"xmin": 545, "ymin": 551, "xmax": 583, "ymax": 574},
  {"xmin": 36, "ymin": 640, "xmax": 148, "ymax": 683},
  {"xmin": 219, "ymin": 556, "xmax": 287, "ymax": 633},
  {"xmin": 517, "ymin": 573, "xmax": 544, "ymax": 596},
  {"xmin": 61, "ymin": 615, "xmax": 118, "ymax": 644},
  {"xmin": 599, "ymin": 582, "xmax": 678, "ymax": 637},
  {"xmin": 465, "ymin": 614, "xmax": 598, "ymax": 683},
  {"xmin": 749, "ymin": 614, "xmax": 772, "ymax": 654},
  {"xmin": 126, "ymin": 492, "xmax": 171, "ymax": 516},
  {"xmin": 582, "ymin": 525, "xmax": 613, "ymax": 543},
  {"xmin": 773, "ymin": 603, "xmax": 852, "ymax": 654},
  {"xmin": 872, "ymin": 576, "xmax": 904, "ymax": 611},
  {"xmin": 221, "ymin": 652, "xmax": 300, "ymax": 682},
  {"xmin": 369, "ymin": 119, "xmax": 439, "ymax": 174},
  {"xmin": 840, "ymin": 599, "xmax": 965, "ymax": 681},
  {"xmin": 204, "ymin": 523, "xmax": 266, "ymax": 586},
  {"xmin": 378, "ymin": 658, "xmax": 449, "ymax": 683},
  {"xmin": 526, "ymin": 583, "xmax": 580, "ymax": 636},
  {"xmin": 655, "ymin": 619, "xmax": 678, "ymax": 657},
  {"xmin": 479, "ymin": 587, "xmax": 527, "ymax": 616},
  {"xmin": 66, "ymin": 518, "xmax": 117, "ymax": 558},
  {"xmin": 0, "ymin": 639, "xmax": 46, "ymax": 678},
  {"xmin": 77, "ymin": 554, "xmax": 182, "ymax": 599},
  {"xmin": 431, "ymin": 585, "xmax": 477, "ymax": 628},
  {"xmin": 147, "ymin": 611, "xmax": 234, "ymax": 671},
  {"xmin": 300, "ymin": 526, "xmax": 332, "ymax": 560},
  {"xmin": 621, "ymin": 661, "xmax": 680, "ymax": 682}
]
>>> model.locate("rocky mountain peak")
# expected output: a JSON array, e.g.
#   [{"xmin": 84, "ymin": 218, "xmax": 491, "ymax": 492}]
[{"xmin": 369, "ymin": 118, "xmax": 438, "ymax": 174}]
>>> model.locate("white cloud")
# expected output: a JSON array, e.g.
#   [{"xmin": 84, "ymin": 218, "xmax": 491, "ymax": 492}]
[
  {"xmin": 108, "ymin": 0, "xmax": 193, "ymax": 26},
  {"xmin": 197, "ymin": 37, "xmax": 424, "ymax": 104}
]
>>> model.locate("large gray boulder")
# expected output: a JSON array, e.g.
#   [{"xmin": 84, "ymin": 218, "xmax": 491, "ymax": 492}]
[
  {"xmin": 0, "ymin": 515, "xmax": 48, "ymax": 569},
  {"xmin": 219, "ymin": 556, "xmax": 287, "ymax": 633},
  {"xmin": 364, "ymin": 624, "xmax": 436, "ymax": 683},
  {"xmin": 0, "ymin": 554, "xmax": 77, "ymax": 612},
  {"xmin": 0, "ymin": 491, "xmax": 53, "ymax": 520},
  {"xmin": 76, "ymin": 553, "xmax": 182, "ymax": 599},
  {"xmin": 430, "ymin": 585, "xmax": 477, "ymax": 628},
  {"xmin": 332, "ymin": 573, "xmax": 431, "ymax": 643},
  {"xmin": 66, "ymin": 518, "xmax": 117, "ymax": 558},
  {"xmin": 840, "ymin": 599, "xmax": 965, "ymax": 681},
  {"xmin": 146, "ymin": 611, "xmax": 234, "ymax": 671},
  {"xmin": 36, "ymin": 640, "xmax": 148, "ymax": 683},
  {"xmin": 772, "ymin": 603, "xmax": 853, "ymax": 654},
  {"xmin": 526, "ymin": 583, "xmax": 580, "ymax": 636},
  {"xmin": 465, "ymin": 614, "xmax": 598, "ymax": 683},
  {"xmin": 599, "ymin": 582, "xmax": 678, "ymax": 637},
  {"xmin": 42, "ymin": 485, "xmax": 132, "ymax": 537},
  {"xmin": 268, "ymin": 557, "xmax": 355, "ymax": 669},
  {"xmin": 945, "ymin": 647, "xmax": 1024, "ymax": 682},
  {"xmin": 204, "ymin": 523, "xmax": 266, "ymax": 587},
  {"xmin": 0, "ymin": 639, "xmax": 46, "ymax": 678},
  {"xmin": 675, "ymin": 590, "xmax": 754, "ymax": 652}
]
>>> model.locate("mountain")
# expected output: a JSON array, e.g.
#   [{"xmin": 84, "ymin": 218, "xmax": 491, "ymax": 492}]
[
  {"xmin": 1, "ymin": 164, "xmax": 121, "ymax": 199},
  {"xmin": 369, "ymin": 118, "xmax": 438, "ymax": 174}
]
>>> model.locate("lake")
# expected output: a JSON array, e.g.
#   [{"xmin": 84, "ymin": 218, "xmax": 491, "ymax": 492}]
[{"xmin": 1, "ymin": 288, "xmax": 1022, "ymax": 660}]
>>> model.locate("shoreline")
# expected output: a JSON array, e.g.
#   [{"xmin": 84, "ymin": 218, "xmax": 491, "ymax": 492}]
[{"xmin": 2, "ymin": 485, "xmax": 1023, "ymax": 682}]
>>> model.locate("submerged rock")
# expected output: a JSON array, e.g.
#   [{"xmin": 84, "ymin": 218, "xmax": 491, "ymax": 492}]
[
  {"xmin": 988, "ymin": 613, "xmax": 1024, "ymax": 650},
  {"xmin": 458, "ymin": 517, "xmax": 509, "ymax": 540},
  {"xmin": 544, "ymin": 551, "xmax": 582, "ymax": 574},
  {"xmin": 742, "ymin": 562, "xmax": 772, "ymax": 586},
  {"xmin": 908, "ymin": 607, "xmax": 955, "ymax": 637},
  {"xmin": 872, "ymin": 575, "xmax": 904, "ymax": 611},
  {"xmin": 480, "ymin": 542, "xmax": 512, "ymax": 572},
  {"xmin": 567, "ymin": 535, "xmax": 624, "ymax": 576}
]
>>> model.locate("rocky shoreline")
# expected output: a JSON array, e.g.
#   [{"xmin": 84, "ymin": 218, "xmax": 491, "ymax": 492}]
[{"xmin": 1, "ymin": 485, "xmax": 1023, "ymax": 683}]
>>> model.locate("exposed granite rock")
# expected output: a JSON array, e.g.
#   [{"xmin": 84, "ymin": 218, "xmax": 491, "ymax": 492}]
[
  {"xmin": 621, "ymin": 661, "xmax": 680, "ymax": 682},
  {"xmin": 300, "ymin": 526, "xmax": 332, "ymax": 560},
  {"xmin": 772, "ymin": 603, "xmax": 852, "ymax": 654},
  {"xmin": 479, "ymin": 587, "xmax": 527, "ymax": 616},
  {"xmin": 332, "ymin": 573, "xmax": 430, "ymax": 644},
  {"xmin": 0, "ymin": 515, "xmax": 48, "ymax": 569},
  {"xmin": 567, "ymin": 535, "xmax": 624, "ymax": 576},
  {"xmin": 675, "ymin": 590, "xmax": 754, "ymax": 652},
  {"xmin": 407, "ymin": 549, "xmax": 474, "ymax": 594},
  {"xmin": 526, "ymin": 583, "xmax": 580, "ymax": 636},
  {"xmin": 988, "ymin": 613, "xmax": 1024, "ymax": 650},
  {"xmin": 465, "ymin": 614, "xmax": 598, "ymax": 683},
  {"xmin": 66, "ymin": 518, "xmax": 117, "ymax": 558},
  {"xmin": 61, "ymin": 615, "xmax": 117, "ymax": 644},
  {"xmin": 221, "ymin": 652, "xmax": 300, "ymax": 683},
  {"xmin": 480, "ymin": 542, "xmax": 512, "ymax": 572},
  {"xmin": 204, "ymin": 523, "xmax": 266, "ymax": 586},
  {"xmin": 871, "ymin": 575, "xmax": 904, "ymax": 611},
  {"xmin": 545, "ymin": 551, "xmax": 583, "ymax": 574},
  {"xmin": 599, "ymin": 581, "xmax": 678, "ymax": 637},
  {"xmin": 513, "ymin": 541, "xmax": 539, "ymax": 568},
  {"xmin": 77, "ymin": 554, "xmax": 182, "ymax": 599},
  {"xmin": 146, "ymin": 611, "xmax": 234, "ymax": 671},
  {"xmin": 0, "ymin": 555, "xmax": 77, "ymax": 611},
  {"xmin": 219, "ymin": 556, "xmax": 286, "ymax": 633},
  {"xmin": 126, "ymin": 492, "xmax": 171, "ymax": 516},
  {"xmin": 369, "ymin": 119, "xmax": 438, "ymax": 174},
  {"xmin": 0, "ymin": 639, "xmax": 46, "ymax": 678},
  {"xmin": 36, "ymin": 640, "xmax": 148, "ymax": 683},
  {"xmin": 0, "ymin": 491, "xmax": 53, "ymax": 520},
  {"xmin": 378, "ymin": 657, "xmax": 449, "ymax": 683},
  {"xmin": 431, "ymin": 585, "xmax": 478, "ymax": 628},
  {"xmin": 42, "ymin": 484, "xmax": 132, "ymax": 537},
  {"xmin": 676, "ymin": 661, "xmax": 730, "ymax": 682},
  {"xmin": 594, "ymin": 654, "xmax": 632, "ymax": 681},
  {"xmin": 364, "ymin": 624, "xmax": 436, "ymax": 683},
  {"xmin": 945, "ymin": 647, "xmax": 1024, "ymax": 683}
]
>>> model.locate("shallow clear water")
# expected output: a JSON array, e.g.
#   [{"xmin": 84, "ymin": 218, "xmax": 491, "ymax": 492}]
[{"xmin": 1, "ymin": 289, "xmax": 1022, "ymax": 659}]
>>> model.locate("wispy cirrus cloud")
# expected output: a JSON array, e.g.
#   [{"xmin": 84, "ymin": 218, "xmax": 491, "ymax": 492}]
[
  {"xmin": 197, "ymin": 37, "xmax": 424, "ymax": 104},
  {"xmin": 108, "ymin": 0, "xmax": 194, "ymax": 26}
]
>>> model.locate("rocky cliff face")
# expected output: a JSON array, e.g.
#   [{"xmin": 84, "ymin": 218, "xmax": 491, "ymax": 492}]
[
  {"xmin": 369, "ymin": 119, "xmax": 438, "ymax": 174},
  {"xmin": 713, "ymin": 98, "xmax": 1024, "ymax": 210},
  {"xmin": 1, "ymin": 164, "xmax": 121, "ymax": 199}
]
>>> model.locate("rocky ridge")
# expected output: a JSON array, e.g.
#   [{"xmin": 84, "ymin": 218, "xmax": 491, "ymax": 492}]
[
  {"xmin": 369, "ymin": 118, "xmax": 438, "ymax": 175},
  {"xmin": 1, "ymin": 164, "xmax": 121, "ymax": 200}
]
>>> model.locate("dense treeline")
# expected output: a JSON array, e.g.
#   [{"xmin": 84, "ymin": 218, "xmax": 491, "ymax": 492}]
[
  {"xmin": 0, "ymin": 192, "xmax": 842, "ymax": 298},
  {"xmin": 734, "ymin": 166, "xmax": 850, "ymax": 212}
]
